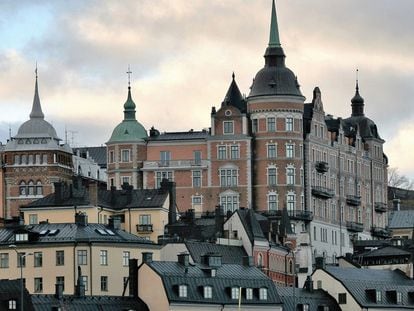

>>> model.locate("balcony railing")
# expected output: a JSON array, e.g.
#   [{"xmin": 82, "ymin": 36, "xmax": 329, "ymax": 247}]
[
  {"xmin": 312, "ymin": 186, "xmax": 335, "ymax": 199},
  {"xmin": 346, "ymin": 221, "xmax": 364, "ymax": 232},
  {"xmin": 136, "ymin": 224, "xmax": 153, "ymax": 233},
  {"xmin": 262, "ymin": 209, "xmax": 313, "ymax": 222},
  {"xmin": 374, "ymin": 202, "xmax": 387, "ymax": 213},
  {"xmin": 143, "ymin": 159, "xmax": 209, "ymax": 169},
  {"xmin": 346, "ymin": 195, "xmax": 361, "ymax": 206},
  {"xmin": 315, "ymin": 161, "xmax": 329, "ymax": 173},
  {"xmin": 371, "ymin": 226, "xmax": 391, "ymax": 238}
]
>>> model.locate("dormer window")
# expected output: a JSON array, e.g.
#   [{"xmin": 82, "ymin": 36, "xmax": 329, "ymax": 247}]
[
  {"xmin": 179, "ymin": 285, "xmax": 187, "ymax": 298},
  {"xmin": 376, "ymin": 290, "xmax": 382, "ymax": 303},
  {"xmin": 204, "ymin": 286, "xmax": 212, "ymax": 299},
  {"xmin": 397, "ymin": 292, "xmax": 402, "ymax": 304},
  {"xmin": 246, "ymin": 288, "xmax": 253, "ymax": 300},
  {"xmin": 231, "ymin": 287, "xmax": 240, "ymax": 300},
  {"xmin": 259, "ymin": 287, "xmax": 268, "ymax": 300},
  {"xmin": 8, "ymin": 300, "xmax": 16, "ymax": 310},
  {"xmin": 15, "ymin": 233, "xmax": 28, "ymax": 242}
]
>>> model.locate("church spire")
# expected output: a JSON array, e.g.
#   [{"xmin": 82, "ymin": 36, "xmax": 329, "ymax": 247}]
[
  {"xmin": 268, "ymin": 0, "xmax": 281, "ymax": 48},
  {"xmin": 30, "ymin": 65, "xmax": 45, "ymax": 119},
  {"xmin": 124, "ymin": 66, "xmax": 136, "ymax": 121}
]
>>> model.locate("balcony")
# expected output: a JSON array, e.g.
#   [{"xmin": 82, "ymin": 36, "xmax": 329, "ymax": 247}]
[
  {"xmin": 346, "ymin": 195, "xmax": 361, "ymax": 206},
  {"xmin": 371, "ymin": 226, "xmax": 391, "ymax": 238},
  {"xmin": 374, "ymin": 202, "xmax": 387, "ymax": 213},
  {"xmin": 262, "ymin": 209, "xmax": 313, "ymax": 222},
  {"xmin": 315, "ymin": 161, "xmax": 329, "ymax": 173},
  {"xmin": 312, "ymin": 186, "xmax": 335, "ymax": 199},
  {"xmin": 136, "ymin": 224, "xmax": 153, "ymax": 233},
  {"xmin": 142, "ymin": 159, "xmax": 209, "ymax": 170},
  {"xmin": 346, "ymin": 221, "xmax": 364, "ymax": 232}
]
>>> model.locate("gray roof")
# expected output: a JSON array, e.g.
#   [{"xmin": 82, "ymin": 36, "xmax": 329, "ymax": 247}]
[
  {"xmin": 0, "ymin": 223, "xmax": 153, "ymax": 246},
  {"xmin": 358, "ymin": 246, "xmax": 412, "ymax": 258},
  {"xmin": 73, "ymin": 146, "xmax": 107, "ymax": 168},
  {"xmin": 389, "ymin": 210, "xmax": 414, "ymax": 229},
  {"xmin": 319, "ymin": 266, "xmax": 414, "ymax": 309},
  {"xmin": 185, "ymin": 241, "xmax": 247, "ymax": 265},
  {"xmin": 148, "ymin": 130, "xmax": 209, "ymax": 142},
  {"xmin": 147, "ymin": 260, "xmax": 282, "ymax": 305},
  {"xmin": 32, "ymin": 295, "xmax": 148, "ymax": 311},
  {"xmin": 277, "ymin": 287, "xmax": 341, "ymax": 311},
  {"xmin": 235, "ymin": 209, "xmax": 267, "ymax": 243}
]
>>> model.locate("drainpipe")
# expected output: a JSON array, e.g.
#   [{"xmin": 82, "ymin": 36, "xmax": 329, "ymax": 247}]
[{"xmin": 89, "ymin": 243, "xmax": 93, "ymax": 295}]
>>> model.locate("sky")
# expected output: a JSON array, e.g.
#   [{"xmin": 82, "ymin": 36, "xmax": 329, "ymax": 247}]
[{"xmin": 0, "ymin": 0, "xmax": 413, "ymax": 179}]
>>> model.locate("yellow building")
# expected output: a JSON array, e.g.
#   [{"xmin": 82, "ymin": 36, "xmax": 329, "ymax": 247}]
[{"xmin": 0, "ymin": 214, "xmax": 161, "ymax": 296}]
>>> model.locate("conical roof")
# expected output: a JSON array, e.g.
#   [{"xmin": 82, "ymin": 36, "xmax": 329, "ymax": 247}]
[{"xmin": 221, "ymin": 73, "xmax": 246, "ymax": 112}]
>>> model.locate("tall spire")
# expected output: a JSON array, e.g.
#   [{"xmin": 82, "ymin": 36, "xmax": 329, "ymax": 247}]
[
  {"xmin": 30, "ymin": 64, "xmax": 45, "ymax": 119},
  {"xmin": 124, "ymin": 66, "xmax": 136, "ymax": 121},
  {"xmin": 268, "ymin": 0, "xmax": 281, "ymax": 48}
]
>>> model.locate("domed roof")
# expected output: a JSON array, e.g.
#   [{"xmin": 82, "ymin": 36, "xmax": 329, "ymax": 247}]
[
  {"xmin": 248, "ymin": 0, "xmax": 304, "ymax": 100},
  {"xmin": 107, "ymin": 87, "xmax": 148, "ymax": 144}
]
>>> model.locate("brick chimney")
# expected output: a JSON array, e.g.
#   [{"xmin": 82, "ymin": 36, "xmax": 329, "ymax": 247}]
[{"xmin": 88, "ymin": 181, "xmax": 98, "ymax": 206}]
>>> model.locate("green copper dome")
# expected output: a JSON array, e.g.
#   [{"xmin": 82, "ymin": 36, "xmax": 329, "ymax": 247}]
[{"xmin": 107, "ymin": 87, "xmax": 148, "ymax": 143}]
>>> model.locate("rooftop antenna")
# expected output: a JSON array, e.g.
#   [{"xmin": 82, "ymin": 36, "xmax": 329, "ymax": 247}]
[{"xmin": 126, "ymin": 65, "xmax": 132, "ymax": 88}]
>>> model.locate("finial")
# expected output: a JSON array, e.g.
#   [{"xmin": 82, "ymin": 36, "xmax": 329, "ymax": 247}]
[
  {"xmin": 126, "ymin": 65, "xmax": 132, "ymax": 88},
  {"xmin": 232, "ymin": 72, "xmax": 235, "ymax": 80},
  {"xmin": 268, "ymin": 0, "xmax": 281, "ymax": 48},
  {"xmin": 356, "ymin": 68, "xmax": 359, "ymax": 92},
  {"xmin": 35, "ymin": 62, "xmax": 38, "ymax": 79}
]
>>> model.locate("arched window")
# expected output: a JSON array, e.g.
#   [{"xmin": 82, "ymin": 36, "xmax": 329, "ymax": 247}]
[
  {"xmin": 36, "ymin": 181, "xmax": 42, "ymax": 196},
  {"xmin": 19, "ymin": 181, "xmax": 26, "ymax": 196},
  {"xmin": 28, "ymin": 180, "xmax": 35, "ymax": 196}
]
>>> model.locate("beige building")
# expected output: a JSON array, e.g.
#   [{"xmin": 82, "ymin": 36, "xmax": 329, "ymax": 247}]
[{"xmin": 0, "ymin": 215, "xmax": 161, "ymax": 296}]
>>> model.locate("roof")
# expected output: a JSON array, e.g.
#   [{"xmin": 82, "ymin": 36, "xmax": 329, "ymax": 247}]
[
  {"xmin": 148, "ymin": 130, "xmax": 209, "ymax": 141},
  {"xmin": 0, "ymin": 222, "xmax": 153, "ymax": 245},
  {"xmin": 358, "ymin": 246, "xmax": 412, "ymax": 258},
  {"xmin": 318, "ymin": 266, "xmax": 414, "ymax": 309},
  {"xmin": 185, "ymin": 241, "xmax": 247, "ymax": 265},
  {"xmin": 0, "ymin": 279, "xmax": 35, "ymax": 310},
  {"xmin": 221, "ymin": 74, "xmax": 246, "ymax": 113},
  {"xmin": 73, "ymin": 146, "xmax": 107, "ymax": 168},
  {"xmin": 167, "ymin": 217, "xmax": 218, "ymax": 242},
  {"xmin": 31, "ymin": 295, "xmax": 148, "ymax": 311},
  {"xmin": 146, "ymin": 260, "xmax": 282, "ymax": 305},
  {"xmin": 389, "ymin": 210, "xmax": 414, "ymax": 229},
  {"xmin": 277, "ymin": 287, "xmax": 341, "ymax": 311},
  {"xmin": 234, "ymin": 209, "xmax": 267, "ymax": 243}
]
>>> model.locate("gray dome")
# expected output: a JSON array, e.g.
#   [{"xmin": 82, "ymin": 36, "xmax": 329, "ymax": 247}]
[
  {"xmin": 15, "ymin": 118, "xmax": 58, "ymax": 139},
  {"xmin": 344, "ymin": 116, "xmax": 381, "ymax": 140}
]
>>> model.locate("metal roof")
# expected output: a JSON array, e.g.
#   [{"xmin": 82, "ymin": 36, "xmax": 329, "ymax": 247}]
[
  {"xmin": 389, "ymin": 210, "xmax": 414, "ymax": 229},
  {"xmin": 278, "ymin": 287, "xmax": 341, "ymax": 311},
  {"xmin": 185, "ymin": 241, "xmax": 247, "ymax": 265}
]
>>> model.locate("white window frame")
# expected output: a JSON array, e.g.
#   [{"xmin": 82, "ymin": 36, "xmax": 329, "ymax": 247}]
[
  {"xmin": 230, "ymin": 145, "xmax": 240, "ymax": 159},
  {"xmin": 219, "ymin": 168, "xmax": 238, "ymax": 187},
  {"xmin": 192, "ymin": 170, "xmax": 202, "ymax": 188},
  {"xmin": 246, "ymin": 288, "xmax": 253, "ymax": 300},
  {"xmin": 267, "ymin": 166, "xmax": 277, "ymax": 186},
  {"xmin": 223, "ymin": 121, "xmax": 234, "ymax": 135},
  {"xmin": 100, "ymin": 250, "xmax": 108, "ymax": 265},
  {"xmin": 286, "ymin": 166, "xmax": 295, "ymax": 185},
  {"xmin": 267, "ymin": 143, "xmax": 277, "ymax": 158},
  {"xmin": 179, "ymin": 284, "xmax": 188, "ymax": 298},
  {"xmin": 268, "ymin": 192, "xmax": 278, "ymax": 211},
  {"xmin": 121, "ymin": 149, "xmax": 130, "ymax": 162},
  {"xmin": 123, "ymin": 251, "xmax": 130, "ymax": 266},
  {"xmin": 204, "ymin": 286, "xmax": 213, "ymax": 299},
  {"xmin": 287, "ymin": 191, "xmax": 296, "ymax": 212},
  {"xmin": 217, "ymin": 145, "xmax": 227, "ymax": 160},
  {"xmin": 156, "ymin": 171, "xmax": 173, "ymax": 188},
  {"xmin": 259, "ymin": 287, "xmax": 268, "ymax": 300},
  {"xmin": 267, "ymin": 117, "xmax": 276, "ymax": 132},
  {"xmin": 286, "ymin": 143, "xmax": 294, "ymax": 158},
  {"xmin": 286, "ymin": 117, "xmax": 294, "ymax": 131},
  {"xmin": 231, "ymin": 287, "xmax": 240, "ymax": 300}
]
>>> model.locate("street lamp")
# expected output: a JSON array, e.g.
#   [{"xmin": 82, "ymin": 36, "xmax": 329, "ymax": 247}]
[
  {"xmin": 284, "ymin": 241, "xmax": 296, "ymax": 310},
  {"xmin": 9, "ymin": 245, "xmax": 33, "ymax": 311}
]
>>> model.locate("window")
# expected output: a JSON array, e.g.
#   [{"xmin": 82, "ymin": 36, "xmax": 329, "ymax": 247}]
[
  {"xmin": 204, "ymin": 286, "xmax": 213, "ymax": 299},
  {"xmin": 109, "ymin": 151, "xmax": 114, "ymax": 163},
  {"xmin": 28, "ymin": 180, "xmax": 34, "ymax": 195},
  {"xmin": 34, "ymin": 277, "xmax": 43, "ymax": 293},
  {"xmin": 34, "ymin": 252, "xmax": 42, "ymax": 267},
  {"xmin": 230, "ymin": 145, "xmax": 239, "ymax": 159},
  {"xmin": 246, "ymin": 288, "xmax": 253, "ymax": 300},
  {"xmin": 56, "ymin": 276, "xmax": 65, "ymax": 292},
  {"xmin": 121, "ymin": 149, "xmax": 130, "ymax": 162},
  {"xmin": 286, "ymin": 144, "xmax": 294, "ymax": 158},
  {"xmin": 139, "ymin": 215, "xmax": 151, "ymax": 225},
  {"xmin": 15, "ymin": 233, "xmax": 28, "ymax": 242},
  {"xmin": 259, "ymin": 288, "xmax": 268, "ymax": 300},
  {"xmin": 160, "ymin": 151, "xmax": 171, "ymax": 166},
  {"xmin": 14, "ymin": 155, "xmax": 20, "ymax": 165},
  {"xmin": 123, "ymin": 251, "xmax": 130, "ymax": 267},
  {"xmin": 268, "ymin": 167, "xmax": 277, "ymax": 186},
  {"xmin": 81, "ymin": 276, "xmax": 88, "ymax": 291},
  {"xmin": 101, "ymin": 276, "xmax": 108, "ymax": 291},
  {"xmin": 42, "ymin": 154, "xmax": 48, "ymax": 164},
  {"xmin": 287, "ymin": 166, "xmax": 295, "ymax": 185},
  {"xmin": 338, "ymin": 293, "xmax": 347, "ymax": 304},
  {"xmin": 302, "ymin": 304, "xmax": 310, "ymax": 311},
  {"xmin": 77, "ymin": 250, "xmax": 87, "ymax": 265},
  {"xmin": 231, "ymin": 287, "xmax": 240, "ymax": 299},
  {"xmin": 267, "ymin": 144, "xmax": 277, "ymax": 158},
  {"xmin": 0, "ymin": 253, "xmax": 9, "ymax": 268},
  {"xmin": 286, "ymin": 117, "xmax": 293, "ymax": 131},
  {"xmin": 268, "ymin": 193, "xmax": 278, "ymax": 210},
  {"xmin": 219, "ymin": 169, "xmax": 238, "ymax": 187},
  {"xmin": 287, "ymin": 192, "xmax": 296, "ymax": 212},
  {"xmin": 19, "ymin": 181, "xmax": 26, "ymax": 196},
  {"xmin": 193, "ymin": 150, "xmax": 201, "ymax": 165},
  {"xmin": 220, "ymin": 194, "xmax": 239, "ymax": 214},
  {"xmin": 179, "ymin": 285, "xmax": 188, "ymax": 297},
  {"xmin": 8, "ymin": 300, "xmax": 16, "ymax": 310},
  {"xmin": 397, "ymin": 291, "xmax": 402, "ymax": 304},
  {"xmin": 156, "ymin": 171, "xmax": 173, "ymax": 188},
  {"xmin": 223, "ymin": 121, "xmax": 234, "ymax": 134},
  {"xmin": 17, "ymin": 253, "xmax": 27, "ymax": 268},
  {"xmin": 376, "ymin": 290, "xmax": 382, "ymax": 302},
  {"xmin": 35, "ymin": 181, "xmax": 42, "ymax": 195},
  {"xmin": 192, "ymin": 196, "xmax": 202, "ymax": 205},
  {"xmin": 218, "ymin": 145, "xmax": 227, "ymax": 159},
  {"xmin": 56, "ymin": 250, "xmax": 64, "ymax": 266},
  {"xmin": 192, "ymin": 170, "xmax": 201, "ymax": 188},
  {"xmin": 29, "ymin": 214, "xmax": 38, "ymax": 225},
  {"xmin": 121, "ymin": 176, "xmax": 130, "ymax": 185},
  {"xmin": 252, "ymin": 119, "xmax": 258, "ymax": 133},
  {"xmin": 267, "ymin": 117, "xmax": 276, "ymax": 132},
  {"xmin": 100, "ymin": 250, "xmax": 108, "ymax": 265}
]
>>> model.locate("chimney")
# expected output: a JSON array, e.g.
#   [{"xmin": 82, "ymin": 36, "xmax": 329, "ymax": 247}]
[
  {"xmin": 177, "ymin": 253, "xmax": 190, "ymax": 266},
  {"xmin": 55, "ymin": 283, "xmax": 64, "ymax": 300},
  {"xmin": 128, "ymin": 258, "xmax": 138, "ymax": 298},
  {"xmin": 75, "ymin": 266, "xmax": 85, "ymax": 297},
  {"xmin": 108, "ymin": 216, "xmax": 121, "ymax": 230},
  {"xmin": 54, "ymin": 182, "xmax": 63, "ymax": 204},
  {"xmin": 242, "ymin": 256, "xmax": 254, "ymax": 267},
  {"xmin": 186, "ymin": 209, "xmax": 195, "ymax": 223},
  {"xmin": 215, "ymin": 205, "xmax": 224, "ymax": 237},
  {"xmin": 110, "ymin": 186, "xmax": 116, "ymax": 205},
  {"xmin": 304, "ymin": 276, "xmax": 314, "ymax": 292},
  {"xmin": 315, "ymin": 256, "xmax": 326, "ymax": 270},
  {"xmin": 393, "ymin": 198, "xmax": 401, "ymax": 211},
  {"xmin": 142, "ymin": 252, "xmax": 153, "ymax": 264},
  {"xmin": 75, "ymin": 212, "xmax": 88, "ymax": 226},
  {"xmin": 88, "ymin": 181, "xmax": 99, "ymax": 206},
  {"xmin": 161, "ymin": 179, "xmax": 177, "ymax": 225}
]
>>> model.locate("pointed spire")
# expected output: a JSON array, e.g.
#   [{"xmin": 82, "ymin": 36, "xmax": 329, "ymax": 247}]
[
  {"xmin": 123, "ymin": 66, "xmax": 136, "ymax": 120},
  {"xmin": 222, "ymin": 72, "xmax": 246, "ymax": 112},
  {"xmin": 268, "ymin": 0, "xmax": 281, "ymax": 48},
  {"xmin": 351, "ymin": 69, "xmax": 365, "ymax": 117},
  {"xmin": 30, "ymin": 64, "xmax": 45, "ymax": 119}
]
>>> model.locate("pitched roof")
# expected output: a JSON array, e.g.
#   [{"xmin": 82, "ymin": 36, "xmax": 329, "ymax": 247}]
[
  {"xmin": 235, "ymin": 209, "xmax": 267, "ymax": 243},
  {"xmin": 389, "ymin": 210, "xmax": 414, "ymax": 229},
  {"xmin": 0, "ymin": 279, "xmax": 35, "ymax": 310},
  {"xmin": 148, "ymin": 130, "xmax": 209, "ymax": 142},
  {"xmin": 358, "ymin": 246, "xmax": 411, "ymax": 258},
  {"xmin": 319, "ymin": 266, "xmax": 414, "ymax": 308},
  {"xmin": 147, "ymin": 260, "xmax": 282, "ymax": 305},
  {"xmin": 277, "ymin": 287, "xmax": 341, "ymax": 311},
  {"xmin": 185, "ymin": 241, "xmax": 247, "ymax": 265}
]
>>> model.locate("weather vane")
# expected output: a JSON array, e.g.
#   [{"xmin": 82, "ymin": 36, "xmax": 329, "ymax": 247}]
[{"xmin": 127, "ymin": 65, "xmax": 132, "ymax": 87}]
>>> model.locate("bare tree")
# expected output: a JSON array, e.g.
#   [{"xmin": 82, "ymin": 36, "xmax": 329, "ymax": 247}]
[{"xmin": 388, "ymin": 167, "xmax": 414, "ymax": 190}]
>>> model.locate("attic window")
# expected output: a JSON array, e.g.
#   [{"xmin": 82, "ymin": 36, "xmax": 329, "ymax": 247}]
[
  {"xmin": 376, "ymin": 290, "xmax": 382, "ymax": 303},
  {"xmin": 96, "ymin": 229, "xmax": 107, "ymax": 235},
  {"xmin": 8, "ymin": 300, "xmax": 16, "ymax": 310},
  {"xmin": 178, "ymin": 285, "xmax": 187, "ymax": 298},
  {"xmin": 203, "ymin": 286, "xmax": 212, "ymax": 299},
  {"xmin": 231, "ymin": 287, "xmax": 240, "ymax": 300},
  {"xmin": 246, "ymin": 288, "xmax": 253, "ymax": 300},
  {"xmin": 105, "ymin": 229, "xmax": 115, "ymax": 236},
  {"xmin": 15, "ymin": 233, "xmax": 28, "ymax": 242},
  {"xmin": 48, "ymin": 229, "xmax": 59, "ymax": 236},
  {"xmin": 259, "ymin": 287, "xmax": 268, "ymax": 300},
  {"xmin": 39, "ymin": 230, "xmax": 49, "ymax": 236},
  {"xmin": 397, "ymin": 292, "xmax": 402, "ymax": 304}
]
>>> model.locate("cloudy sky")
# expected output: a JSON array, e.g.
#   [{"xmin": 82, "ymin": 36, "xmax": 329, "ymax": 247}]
[{"xmin": 0, "ymin": 0, "xmax": 413, "ymax": 178}]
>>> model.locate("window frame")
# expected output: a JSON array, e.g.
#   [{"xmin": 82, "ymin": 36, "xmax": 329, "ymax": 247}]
[
  {"xmin": 77, "ymin": 250, "xmax": 87, "ymax": 266},
  {"xmin": 34, "ymin": 252, "xmax": 43, "ymax": 267},
  {"xmin": 223, "ymin": 121, "xmax": 234, "ymax": 135},
  {"xmin": 56, "ymin": 250, "xmax": 64, "ymax": 266},
  {"xmin": 286, "ymin": 117, "xmax": 294, "ymax": 131},
  {"xmin": 121, "ymin": 149, "xmax": 130, "ymax": 162},
  {"xmin": 100, "ymin": 250, "xmax": 108, "ymax": 266}
]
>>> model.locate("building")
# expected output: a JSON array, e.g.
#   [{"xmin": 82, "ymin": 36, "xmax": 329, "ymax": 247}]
[
  {"xmin": 138, "ymin": 252, "xmax": 283, "ymax": 311},
  {"xmin": 0, "ymin": 279, "xmax": 34, "ymax": 311},
  {"xmin": 72, "ymin": 146, "xmax": 107, "ymax": 183},
  {"xmin": 1, "ymin": 72, "xmax": 73, "ymax": 220},
  {"xmin": 0, "ymin": 215, "xmax": 161, "ymax": 296}
]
